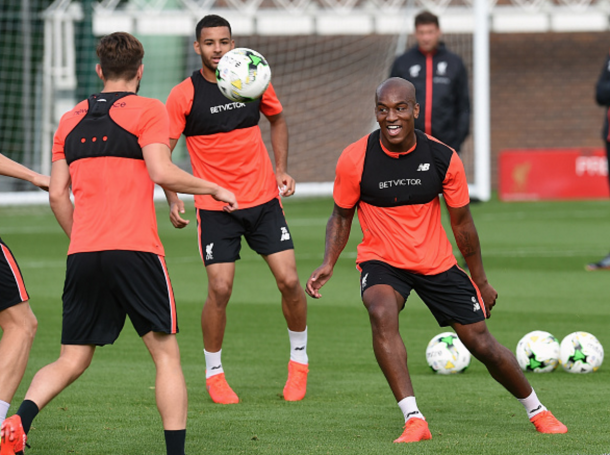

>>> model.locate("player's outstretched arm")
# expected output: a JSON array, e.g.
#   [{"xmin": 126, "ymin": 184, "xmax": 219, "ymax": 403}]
[
  {"xmin": 266, "ymin": 112, "xmax": 295, "ymax": 197},
  {"xmin": 162, "ymin": 138, "xmax": 190, "ymax": 229},
  {"xmin": 447, "ymin": 203, "xmax": 497, "ymax": 316},
  {"xmin": 143, "ymin": 143, "xmax": 238, "ymax": 212},
  {"xmin": 49, "ymin": 159, "xmax": 74, "ymax": 238},
  {"xmin": 0, "ymin": 153, "xmax": 50, "ymax": 191},
  {"xmin": 306, "ymin": 204, "xmax": 356, "ymax": 299}
]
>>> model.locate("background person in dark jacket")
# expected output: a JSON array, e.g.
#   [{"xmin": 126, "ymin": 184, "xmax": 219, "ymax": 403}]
[
  {"xmin": 390, "ymin": 11, "xmax": 470, "ymax": 154},
  {"xmin": 587, "ymin": 52, "xmax": 610, "ymax": 270}
]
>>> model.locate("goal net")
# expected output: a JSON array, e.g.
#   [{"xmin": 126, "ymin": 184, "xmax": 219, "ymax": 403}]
[{"xmin": 1, "ymin": 0, "xmax": 479, "ymax": 204}]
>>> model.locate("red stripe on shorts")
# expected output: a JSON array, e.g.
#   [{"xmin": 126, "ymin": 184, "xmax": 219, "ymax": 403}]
[
  {"xmin": 157, "ymin": 255, "xmax": 177, "ymax": 333},
  {"xmin": 1, "ymin": 243, "xmax": 29, "ymax": 302},
  {"xmin": 459, "ymin": 266, "xmax": 487, "ymax": 319},
  {"xmin": 196, "ymin": 210, "xmax": 203, "ymax": 263}
]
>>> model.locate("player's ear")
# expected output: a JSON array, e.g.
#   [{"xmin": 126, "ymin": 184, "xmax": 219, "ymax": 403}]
[
  {"xmin": 193, "ymin": 40, "xmax": 202, "ymax": 55},
  {"xmin": 230, "ymin": 40, "xmax": 235, "ymax": 50},
  {"xmin": 413, "ymin": 102, "xmax": 420, "ymax": 119},
  {"xmin": 95, "ymin": 64, "xmax": 104, "ymax": 81},
  {"xmin": 136, "ymin": 64, "xmax": 144, "ymax": 80}
]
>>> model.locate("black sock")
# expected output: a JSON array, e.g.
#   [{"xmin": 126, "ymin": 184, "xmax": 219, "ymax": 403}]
[
  {"xmin": 16, "ymin": 400, "xmax": 39, "ymax": 435},
  {"xmin": 164, "ymin": 429, "xmax": 186, "ymax": 455}
]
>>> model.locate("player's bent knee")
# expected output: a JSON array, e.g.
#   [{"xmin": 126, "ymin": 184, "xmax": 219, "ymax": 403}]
[
  {"xmin": 276, "ymin": 273, "xmax": 301, "ymax": 296},
  {"xmin": 207, "ymin": 280, "xmax": 233, "ymax": 302},
  {"xmin": 366, "ymin": 301, "xmax": 397, "ymax": 326}
]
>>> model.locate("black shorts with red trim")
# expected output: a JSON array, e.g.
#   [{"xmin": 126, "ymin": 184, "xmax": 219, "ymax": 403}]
[
  {"xmin": 0, "ymin": 237, "xmax": 30, "ymax": 311},
  {"xmin": 61, "ymin": 250, "xmax": 178, "ymax": 346},
  {"xmin": 196, "ymin": 197, "xmax": 294, "ymax": 266},
  {"xmin": 359, "ymin": 260, "xmax": 486, "ymax": 326}
]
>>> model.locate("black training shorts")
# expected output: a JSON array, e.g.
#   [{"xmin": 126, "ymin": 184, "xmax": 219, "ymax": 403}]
[
  {"xmin": 0, "ymin": 238, "xmax": 29, "ymax": 311},
  {"xmin": 196, "ymin": 197, "xmax": 294, "ymax": 266},
  {"xmin": 359, "ymin": 260, "xmax": 486, "ymax": 326},
  {"xmin": 61, "ymin": 250, "xmax": 178, "ymax": 346}
]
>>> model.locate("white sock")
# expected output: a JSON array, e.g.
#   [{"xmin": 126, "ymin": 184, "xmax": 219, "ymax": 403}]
[
  {"xmin": 0, "ymin": 399, "xmax": 10, "ymax": 425},
  {"xmin": 518, "ymin": 389, "xmax": 547, "ymax": 418},
  {"xmin": 204, "ymin": 349, "xmax": 224, "ymax": 379},
  {"xmin": 288, "ymin": 327, "xmax": 308, "ymax": 364},
  {"xmin": 398, "ymin": 396, "xmax": 425, "ymax": 422}
]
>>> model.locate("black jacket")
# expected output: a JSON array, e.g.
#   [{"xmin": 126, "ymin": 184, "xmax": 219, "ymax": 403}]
[
  {"xmin": 595, "ymin": 52, "xmax": 610, "ymax": 142},
  {"xmin": 390, "ymin": 43, "xmax": 470, "ymax": 152}
]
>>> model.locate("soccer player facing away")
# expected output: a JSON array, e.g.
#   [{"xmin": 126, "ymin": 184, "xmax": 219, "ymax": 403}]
[
  {"xmin": 0, "ymin": 155, "xmax": 48, "ymax": 426},
  {"xmin": 306, "ymin": 78, "xmax": 568, "ymax": 443},
  {"xmin": 165, "ymin": 14, "xmax": 308, "ymax": 404},
  {"xmin": 0, "ymin": 32, "xmax": 237, "ymax": 455}
]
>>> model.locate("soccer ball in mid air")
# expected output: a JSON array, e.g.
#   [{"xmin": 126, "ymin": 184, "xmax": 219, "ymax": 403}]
[
  {"xmin": 559, "ymin": 331, "xmax": 604, "ymax": 373},
  {"xmin": 515, "ymin": 331, "xmax": 560, "ymax": 373},
  {"xmin": 425, "ymin": 332, "xmax": 471, "ymax": 374},
  {"xmin": 216, "ymin": 48, "xmax": 271, "ymax": 103}
]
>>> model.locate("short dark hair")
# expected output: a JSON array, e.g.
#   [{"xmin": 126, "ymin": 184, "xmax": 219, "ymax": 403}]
[
  {"xmin": 96, "ymin": 32, "xmax": 144, "ymax": 81},
  {"xmin": 414, "ymin": 11, "xmax": 439, "ymax": 28},
  {"xmin": 195, "ymin": 15, "xmax": 232, "ymax": 41}
]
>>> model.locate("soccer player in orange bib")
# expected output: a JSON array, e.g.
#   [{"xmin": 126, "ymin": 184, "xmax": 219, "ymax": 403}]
[
  {"xmin": 165, "ymin": 15, "xmax": 308, "ymax": 404},
  {"xmin": 0, "ymin": 154, "xmax": 48, "ymax": 427},
  {"xmin": 0, "ymin": 32, "xmax": 236, "ymax": 455},
  {"xmin": 306, "ymin": 78, "xmax": 567, "ymax": 443}
]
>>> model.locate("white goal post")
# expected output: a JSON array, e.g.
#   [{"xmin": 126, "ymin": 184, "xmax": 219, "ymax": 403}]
[{"xmin": 1, "ymin": 0, "xmax": 607, "ymax": 206}]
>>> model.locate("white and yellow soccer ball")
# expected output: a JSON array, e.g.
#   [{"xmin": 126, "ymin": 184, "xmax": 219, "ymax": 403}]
[
  {"xmin": 515, "ymin": 330, "xmax": 560, "ymax": 373},
  {"xmin": 426, "ymin": 332, "xmax": 471, "ymax": 374},
  {"xmin": 559, "ymin": 331, "xmax": 604, "ymax": 373},
  {"xmin": 215, "ymin": 48, "xmax": 271, "ymax": 103}
]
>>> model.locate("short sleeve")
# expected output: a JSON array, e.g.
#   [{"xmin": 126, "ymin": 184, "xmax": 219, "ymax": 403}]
[
  {"xmin": 333, "ymin": 138, "xmax": 368, "ymax": 209},
  {"xmin": 166, "ymin": 79, "xmax": 194, "ymax": 140},
  {"xmin": 260, "ymin": 83, "xmax": 283, "ymax": 117},
  {"xmin": 137, "ymin": 99, "xmax": 171, "ymax": 149},
  {"xmin": 51, "ymin": 128, "xmax": 66, "ymax": 162},
  {"xmin": 52, "ymin": 109, "xmax": 80, "ymax": 162},
  {"xmin": 442, "ymin": 152, "xmax": 470, "ymax": 208}
]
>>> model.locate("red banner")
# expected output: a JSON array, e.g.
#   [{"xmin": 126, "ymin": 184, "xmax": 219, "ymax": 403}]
[{"xmin": 499, "ymin": 148, "xmax": 609, "ymax": 201}]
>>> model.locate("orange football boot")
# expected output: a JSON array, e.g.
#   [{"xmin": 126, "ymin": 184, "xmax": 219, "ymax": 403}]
[
  {"xmin": 393, "ymin": 417, "xmax": 432, "ymax": 443},
  {"xmin": 283, "ymin": 360, "xmax": 308, "ymax": 402},
  {"xmin": 530, "ymin": 411, "xmax": 568, "ymax": 434},
  {"xmin": 0, "ymin": 415, "xmax": 27, "ymax": 455},
  {"xmin": 206, "ymin": 373, "xmax": 239, "ymax": 404}
]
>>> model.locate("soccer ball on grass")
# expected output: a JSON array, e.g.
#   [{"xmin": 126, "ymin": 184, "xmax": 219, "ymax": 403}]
[
  {"xmin": 559, "ymin": 331, "xmax": 604, "ymax": 373},
  {"xmin": 425, "ymin": 332, "xmax": 471, "ymax": 374},
  {"xmin": 216, "ymin": 48, "xmax": 271, "ymax": 103},
  {"xmin": 515, "ymin": 330, "xmax": 560, "ymax": 373}
]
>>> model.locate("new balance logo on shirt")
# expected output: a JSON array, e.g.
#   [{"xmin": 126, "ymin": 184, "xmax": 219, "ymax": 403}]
[{"xmin": 417, "ymin": 163, "xmax": 430, "ymax": 172}]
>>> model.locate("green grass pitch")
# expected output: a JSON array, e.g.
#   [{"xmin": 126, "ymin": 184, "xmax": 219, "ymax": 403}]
[{"xmin": 1, "ymin": 196, "xmax": 609, "ymax": 454}]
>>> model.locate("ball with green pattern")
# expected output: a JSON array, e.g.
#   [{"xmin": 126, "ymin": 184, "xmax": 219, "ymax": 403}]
[
  {"xmin": 425, "ymin": 332, "xmax": 471, "ymax": 374},
  {"xmin": 559, "ymin": 331, "xmax": 604, "ymax": 373},
  {"xmin": 216, "ymin": 48, "xmax": 271, "ymax": 103},
  {"xmin": 515, "ymin": 330, "xmax": 560, "ymax": 373}
]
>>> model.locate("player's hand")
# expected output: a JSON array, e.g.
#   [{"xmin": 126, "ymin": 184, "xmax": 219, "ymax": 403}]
[
  {"xmin": 306, "ymin": 264, "xmax": 334, "ymax": 299},
  {"xmin": 169, "ymin": 199, "xmax": 190, "ymax": 229},
  {"xmin": 213, "ymin": 187, "xmax": 238, "ymax": 213},
  {"xmin": 32, "ymin": 173, "xmax": 50, "ymax": 191},
  {"xmin": 276, "ymin": 172, "xmax": 296, "ymax": 198},
  {"xmin": 478, "ymin": 281, "xmax": 498, "ymax": 318}
]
